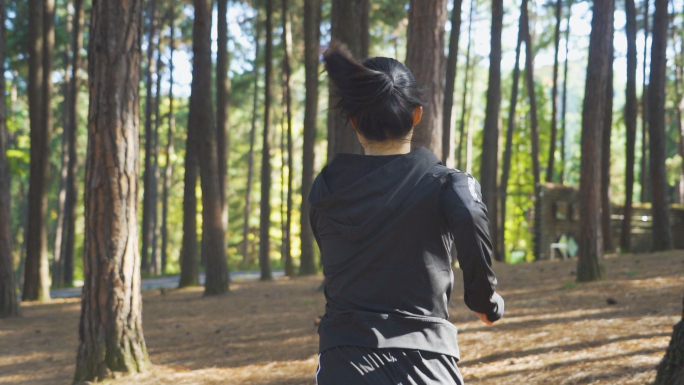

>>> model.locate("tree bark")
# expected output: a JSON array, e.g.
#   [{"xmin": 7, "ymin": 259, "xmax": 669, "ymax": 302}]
[
  {"xmin": 654, "ymin": 295, "xmax": 684, "ymax": 385},
  {"xmin": 161, "ymin": 10, "xmax": 176, "ymax": 276},
  {"xmin": 24, "ymin": 0, "xmax": 52, "ymax": 301},
  {"xmin": 151, "ymin": 35, "xmax": 163, "ymax": 275},
  {"xmin": 480, "ymin": 0, "xmax": 504, "ymax": 262},
  {"xmin": 500, "ymin": 0, "xmax": 525, "ymax": 264},
  {"xmin": 281, "ymin": 0, "xmax": 294, "ymax": 277},
  {"xmin": 299, "ymin": 0, "xmax": 320, "ymax": 276},
  {"xmin": 53, "ymin": 0, "xmax": 72, "ymax": 288},
  {"xmin": 442, "ymin": 0, "xmax": 462, "ymax": 164},
  {"xmin": 640, "ymin": 0, "xmax": 650, "ymax": 203},
  {"xmin": 647, "ymin": 0, "xmax": 673, "ymax": 251},
  {"xmin": 327, "ymin": 0, "xmax": 368, "ymax": 162},
  {"xmin": 560, "ymin": 10, "xmax": 570, "ymax": 185},
  {"xmin": 190, "ymin": 0, "xmax": 229, "ymax": 295},
  {"xmin": 621, "ymin": 0, "xmax": 638, "ymax": 253},
  {"xmin": 217, "ymin": 0, "xmax": 231, "ymax": 231},
  {"xmin": 523, "ymin": 1, "xmax": 540, "ymax": 190},
  {"xmin": 63, "ymin": 0, "xmax": 84, "ymax": 287},
  {"xmin": 141, "ymin": 0, "xmax": 158, "ymax": 275},
  {"xmin": 0, "ymin": 0, "xmax": 20, "ymax": 318},
  {"xmin": 74, "ymin": 0, "xmax": 149, "ymax": 379},
  {"xmin": 260, "ymin": 0, "xmax": 274, "ymax": 281},
  {"xmin": 456, "ymin": 0, "xmax": 476, "ymax": 170},
  {"xmin": 577, "ymin": 0, "xmax": 613, "ymax": 282},
  {"xmin": 676, "ymin": 17, "xmax": 684, "ymax": 206},
  {"xmin": 546, "ymin": 0, "xmax": 562, "ymax": 183},
  {"xmin": 601, "ymin": 6, "xmax": 614, "ymax": 254},
  {"xmin": 406, "ymin": 0, "xmax": 447, "ymax": 158},
  {"xmin": 242, "ymin": 18, "xmax": 260, "ymax": 267}
]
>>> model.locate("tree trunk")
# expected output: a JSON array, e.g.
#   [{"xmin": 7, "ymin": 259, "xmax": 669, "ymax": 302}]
[
  {"xmin": 161, "ymin": 11, "xmax": 176, "ymax": 276},
  {"xmin": 480, "ymin": 0, "xmax": 504, "ymax": 262},
  {"xmin": 327, "ymin": 0, "xmax": 368, "ymax": 162},
  {"xmin": 500, "ymin": 0, "xmax": 525, "ymax": 264},
  {"xmin": 24, "ymin": 0, "xmax": 52, "ymax": 301},
  {"xmin": 456, "ymin": 0, "xmax": 475, "ymax": 170},
  {"xmin": 141, "ymin": 0, "xmax": 158, "ymax": 275},
  {"xmin": 151, "ymin": 36, "xmax": 163, "ymax": 275},
  {"xmin": 601, "ymin": 7, "xmax": 614, "ymax": 254},
  {"xmin": 654, "ymin": 295, "xmax": 684, "ymax": 385},
  {"xmin": 577, "ymin": 0, "xmax": 613, "ymax": 283},
  {"xmin": 53, "ymin": 0, "xmax": 72, "ymax": 288},
  {"xmin": 647, "ymin": 0, "xmax": 673, "ymax": 251},
  {"xmin": 74, "ymin": 0, "xmax": 149, "ymax": 380},
  {"xmin": 523, "ymin": 2, "xmax": 540, "ymax": 190},
  {"xmin": 640, "ymin": 0, "xmax": 650, "ymax": 203},
  {"xmin": 281, "ymin": 0, "xmax": 294, "ymax": 277},
  {"xmin": 242, "ymin": 18, "xmax": 260, "ymax": 267},
  {"xmin": 190, "ymin": 0, "xmax": 229, "ymax": 295},
  {"xmin": 621, "ymin": 0, "xmax": 638, "ymax": 253},
  {"xmin": 560, "ymin": 11, "xmax": 570, "ymax": 185},
  {"xmin": 546, "ymin": 0, "xmax": 562, "ymax": 183},
  {"xmin": 676, "ymin": 18, "xmax": 684, "ymax": 206},
  {"xmin": 299, "ymin": 0, "xmax": 320, "ymax": 276},
  {"xmin": 0, "ymin": 0, "xmax": 19, "ymax": 318},
  {"xmin": 217, "ymin": 0, "xmax": 230, "ymax": 231},
  {"xmin": 442, "ymin": 0, "xmax": 462, "ymax": 164},
  {"xmin": 260, "ymin": 0, "xmax": 274, "ymax": 281},
  {"xmin": 63, "ymin": 0, "xmax": 84, "ymax": 287},
  {"xmin": 406, "ymin": 0, "xmax": 447, "ymax": 158}
]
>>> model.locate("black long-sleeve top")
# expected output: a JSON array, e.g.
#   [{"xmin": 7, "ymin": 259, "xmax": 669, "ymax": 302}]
[{"xmin": 308, "ymin": 147, "xmax": 504, "ymax": 360}]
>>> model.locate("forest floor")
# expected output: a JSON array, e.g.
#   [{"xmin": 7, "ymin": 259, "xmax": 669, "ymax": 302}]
[{"xmin": 1, "ymin": 250, "xmax": 682, "ymax": 385}]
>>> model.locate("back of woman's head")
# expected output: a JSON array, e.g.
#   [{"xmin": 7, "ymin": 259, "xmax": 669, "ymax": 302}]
[{"xmin": 323, "ymin": 42, "xmax": 425, "ymax": 142}]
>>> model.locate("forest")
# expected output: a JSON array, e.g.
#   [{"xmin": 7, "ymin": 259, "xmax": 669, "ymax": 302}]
[{"xmin": 0, "ymin": 0, "xmax": 683, "ymax": 384}]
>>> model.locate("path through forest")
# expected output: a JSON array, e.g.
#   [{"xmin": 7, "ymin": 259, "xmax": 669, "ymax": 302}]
[{"xmin": 1, "ymin": 251, "xmax": 682, "ymax": 384}]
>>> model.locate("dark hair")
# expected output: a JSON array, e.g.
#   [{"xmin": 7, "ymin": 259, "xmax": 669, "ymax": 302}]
[{"xmin": 323, "ymin": 42, "xmax": 425, "ymax": 142}]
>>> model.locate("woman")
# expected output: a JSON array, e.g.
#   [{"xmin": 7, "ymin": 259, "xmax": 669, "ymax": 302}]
[{"xmin": 310, "ymin": 42, "xmax": 504, "ymax": 385}]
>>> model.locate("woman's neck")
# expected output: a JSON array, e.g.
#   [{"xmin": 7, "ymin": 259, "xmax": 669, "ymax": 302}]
[{"xmin": 361, "ymin": 140, "xmax": 412, "ymax": 155}]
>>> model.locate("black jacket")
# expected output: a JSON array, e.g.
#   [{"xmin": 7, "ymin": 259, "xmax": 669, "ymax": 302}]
[{"xmin": 309, "ymin": 147, "xmax": 504, "ymax": 359}]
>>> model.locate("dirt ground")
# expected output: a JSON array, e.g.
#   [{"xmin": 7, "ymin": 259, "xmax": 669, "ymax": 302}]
[{"xmin": 1, "ymin": 250, "xmax": 682, "ymax": 385}]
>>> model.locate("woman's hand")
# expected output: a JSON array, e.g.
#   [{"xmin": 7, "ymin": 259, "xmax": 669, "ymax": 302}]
[{"xmin": 475, "ymin": 312, "xmax": 494, "ymax": 326}]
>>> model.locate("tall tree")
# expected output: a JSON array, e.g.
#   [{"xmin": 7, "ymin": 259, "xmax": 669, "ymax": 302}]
[
  {"xmin": 0, "ymin": 0, "xmax": 19, "ymax": 318},
  {"xmin": 53, "ymin": 0, "xmax": 72, "ymax": 288},
  {"xmin": 640, "ymin": 0, "xmax": 650, "ymax": 203},
  {"xmin": 676, "ymin": 18, "xmax": 684, "ymax": 205},
  {"xmin": 242, "ymin": 18, "xmax": 260, "ymax": 267},
  {"xmin": 406, "ymin": 0, "xmax": 447, "ymax": 158},
  {"xmin": 179, "ymin": 19, "xmax": 201, "ymax": 289},
  {"xmin": 621, "ymin": 0, "xmax": 638, "ymax": 252},
  {"xmin": 299, "ymin": 0, "xmax": 320, "ymax": 276},
  {"xmin": 442, "ymin": 0, "xmax": 462, "ymax": 163},
  {"xmin": 74, "ymin": 0, "xmax": 149, "ymax": 379},
  {"xmin": 546, "ymin": 0, "xmax": 563, "ymax": 182},
  {"xmin": 192, "ymin": 0, "xmax": 229, "ymax": 295},
  {"xmin": 523, "ymin": 0, "xmax": 540, "ymax": 190},
  {"xmin": 151, "ymin": 35, "xmax": 163, "ymax": 274},
  {"xmin": 577, "ymin": 0, "xmax": 613, "ymax": 282},
  {"xmin": 260, "ymin": 0, "xmax": 274, "ymax": 281},
  {"xmin": 62, "ymin": 0, "xmax": 85, "ymax": 287},
  {"xmin": 500, "ymin": 0, "xmax": 526, "ymax": 263},
  {"xmin": 161, "ymin": 9, "xmax": 176, "ymax": 275},
  {"xmin": 560, "ymin": 9, "xmax": 570, "ymax": 185},
  {"xmin": 456, "ymin": 0, "xmax": 476, "ymax": 170},
  {"xmin": 480, "ymin": 0, "xmax": 504, "ymax": 262},
  {"xmin": 281, "ymin": 0, "xmax": 294, "ymax": 277},
  {"xmin": 327, "ymin": 0, "xmax": 368, "ymax": 162},
  {"xmin": 601, "ymin": 4, "xmax": 615, "ymax": 253},
  {"xmin": 141, "ymin": 0, "xmax": 158, "ymax": 275},
  {"xmin": 647, "ymin": 0, "xmax": 673, "ymax": 251},
  {"xmin": 24, "ymin": 0, "xmax": 53, "ymax": 301},
  {"xmin": 217, "ymin": 0, "xmax": 231, "ymax": 231}
]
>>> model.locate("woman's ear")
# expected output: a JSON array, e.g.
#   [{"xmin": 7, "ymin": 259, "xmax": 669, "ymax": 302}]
[
  {"xmin": 413, "ymin": 106, "xmax": 423, "ymax": 126},
  {"xmin": 349, "ymin": 116, "xmax": 359, "ymax": 131}
]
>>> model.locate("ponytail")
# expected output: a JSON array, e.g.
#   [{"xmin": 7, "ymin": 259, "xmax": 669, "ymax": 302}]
[{"xmin": 323, "ymin": 42, "xmax": 425, "ymax": 142}]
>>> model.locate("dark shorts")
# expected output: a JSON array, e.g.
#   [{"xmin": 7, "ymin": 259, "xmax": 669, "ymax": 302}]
[{"xmin": 316, "ymin": 346, "xmax": 464, "ymax": 385}]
